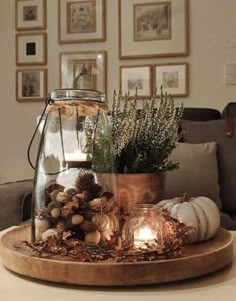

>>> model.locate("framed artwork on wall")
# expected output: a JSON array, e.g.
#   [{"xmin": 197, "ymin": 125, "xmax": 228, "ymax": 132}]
[
  {"xmin": 120, "ymin": 65, "xmax": 152, "ymax": 97},
  {"xmin": 58, "ymin": 0, "xmax": 106, "ymax": 44},
  {"xmin": 16, "ymin": 32, "xmax": 47, "ymax": 66},
  {"xmin": 154, "ymin": 63, "xmax": 189, "ymax": 97},
  {"xmin": 15, "ymin": 0, "xmax": 46, "ymax": 31},
  {"xmin": 119, "ymin": 0, "xmax": 189, "ymax": 59},
  {"xmin": 16, "ymin": 68, "xmax": 47, "ymax": 102},
  {"xmin": 60, "ymin": 51, "xmax": 107, "ymax": 93}
]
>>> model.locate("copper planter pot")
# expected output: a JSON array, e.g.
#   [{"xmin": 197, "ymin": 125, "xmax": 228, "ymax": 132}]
[{"xmin": 117, "ymin": 172, "xmax": 166, "ymax": 213}]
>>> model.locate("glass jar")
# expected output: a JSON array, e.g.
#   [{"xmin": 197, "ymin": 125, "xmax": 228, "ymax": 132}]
[
  {"xmin": 31, "ymin": 89, "xmax": 119, "ymax": 245},
  {"xmin": 122, "ymin": 204, "xmax": 165, "ymax": 248}
]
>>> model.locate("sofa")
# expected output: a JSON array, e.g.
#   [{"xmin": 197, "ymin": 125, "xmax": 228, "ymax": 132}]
[{"xmin": 0, "ymin": 103, "xmax": 236, "ymax": 231}]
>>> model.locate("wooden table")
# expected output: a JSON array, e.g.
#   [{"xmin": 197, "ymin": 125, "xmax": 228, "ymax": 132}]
[{"xmin": 0, "ymin": 228, "xmax": 235, "ymax": 301}]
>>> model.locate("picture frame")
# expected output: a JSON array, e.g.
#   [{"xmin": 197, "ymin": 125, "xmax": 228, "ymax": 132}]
[
  {"xmin": 58, "ymin": 0, "xmax": 106, "ymax": 44},
  {"xmin": 154, "ymin": 63, "xmax": 189, "ymax": 97},
  {"xmin": 120, "ymin": 65, "xmax": 152, "ymax": 98},
  {"xmin": 118, "ymin": 0, "xmax": 189, "ymax": 59},
  {"xmin": 60, "ymin": 51, "xmax": 107, "ymax": 93},
  {"xmin": 16, "ymin": 32, "xmax": 47, "ymax": 66},
  {"xmin": 15, "ymin": 0, "xmax": 46, "ymax": 31},
  {"xmin": 16, "ymin": 68, "xmax": 47, "ymax": 102}
]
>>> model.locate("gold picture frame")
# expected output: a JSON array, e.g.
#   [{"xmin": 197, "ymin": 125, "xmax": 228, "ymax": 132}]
[
  {"xmin": 154, "ymin": 62, "xmax": 189, "ymax": 97},
  {"xmin": 15, "ymin": 0, "xmax": 46, "ymax": 31},
  {"xmin": 58, "ymin": 0, "xmax": 106, "ymax": 44},
  {"xmin": 60, "ymin": 51, "xmax": 107, "ymax": 93},
  {"xmin": 16, "ymin": 68, "xmax": 47, "ymax": 102},
  {"xmin": 119, "ymin": 0, "xmax": 189, "ymax": 59},
  {"xmin": 120, "ymin": 64, "xmax": 153, "ymax": 98}
]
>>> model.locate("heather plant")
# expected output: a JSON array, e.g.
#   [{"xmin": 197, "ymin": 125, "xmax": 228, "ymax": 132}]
[{"xmin": 86, "ymin": 88, "xmax": 183, "ymax": 173}]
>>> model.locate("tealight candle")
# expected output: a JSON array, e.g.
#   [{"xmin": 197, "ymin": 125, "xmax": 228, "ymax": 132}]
[
  {"xmin": 134, "ymin": 226, "xmax": 156, "ymax": 248},
  {"xmin": 64, "ymin": 151, "xmax": 87, "ymax": 162}
]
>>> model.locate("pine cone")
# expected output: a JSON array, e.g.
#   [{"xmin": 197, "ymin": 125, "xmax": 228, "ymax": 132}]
[
  {"xmin": 89, "ymin": 183, "xmax": 103, "ymax": 199},
  {"xmin": 75, "ymin": 172, "xmax": 95, "ymax": 192}
]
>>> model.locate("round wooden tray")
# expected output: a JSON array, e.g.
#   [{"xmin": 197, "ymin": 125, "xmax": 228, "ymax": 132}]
[{"xmin": 0, "ymin": 225, "xmax": 234, "ymax": 286}]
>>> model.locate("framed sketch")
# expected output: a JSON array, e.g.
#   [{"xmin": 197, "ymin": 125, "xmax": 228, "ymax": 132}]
[
  {"xmin": 58, "ymin": 0, "xmax": 106, "ymax": 43},
  {"xmin": 119, "ymin": 0, "xmax": 189, "ymax": 59},
  {"xmin": 154, "ymin": 63, "xmax": 189, "ymax": 97},
  {"xmin": 16, "ymin": 33, "xmax": 47, "ymax": 66},
  {"xmin": 16, "ymin": 68, "xmax": 47, "ymax": 102},
  {"xmin": 15, "ymin": 0, "xmax": 46, "ymax": 31},
  {"xmin": 120, "ymin": 65, "xmax": 152, "ymax": 97},
  {"xmin": 60, "ymin": 51, "xmax": 106, "ymax": 93}
]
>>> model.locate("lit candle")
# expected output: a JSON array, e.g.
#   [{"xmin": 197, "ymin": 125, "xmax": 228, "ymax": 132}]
[
  {"xmin": 64, "ymin": 150, "xmax": 87, "ymax": 162},
  {"xmin": 134, "ymin": 226, "xmax": 156, "ymax": 248}
]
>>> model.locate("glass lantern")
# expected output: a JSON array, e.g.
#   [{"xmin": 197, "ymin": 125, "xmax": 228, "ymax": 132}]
[
  {"xmin": 30, "ymin": 89, "xmax": 119, "ymax": 245},
  {"xmin": 122, "ymin": 204, "xmax": 165, "ymax": 249}
]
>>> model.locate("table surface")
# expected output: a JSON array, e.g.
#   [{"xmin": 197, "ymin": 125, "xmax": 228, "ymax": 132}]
[{"xmin": 0, "ymin": 228, "xmax": 235, "ymax": 301}]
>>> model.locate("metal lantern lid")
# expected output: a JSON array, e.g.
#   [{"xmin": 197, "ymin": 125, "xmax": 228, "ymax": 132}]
[{"xmin": 48, "ymin": 89, "xmax": 105, "ymax": 103}]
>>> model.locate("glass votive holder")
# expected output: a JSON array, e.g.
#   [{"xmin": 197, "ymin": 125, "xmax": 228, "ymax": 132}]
[{"xmin": 122, "ymin": 204, "xmax": 165, "ymax": 249}]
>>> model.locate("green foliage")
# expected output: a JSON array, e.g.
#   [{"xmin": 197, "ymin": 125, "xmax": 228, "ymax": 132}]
[{"xmin": 86, "ymin": 88, "xmax": 183, "ymax": 173}]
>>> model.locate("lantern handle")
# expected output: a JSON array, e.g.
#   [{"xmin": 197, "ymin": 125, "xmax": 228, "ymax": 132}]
[{"xmin": 27, "ymin": 96, "xmax": 51, "ymax": 170}]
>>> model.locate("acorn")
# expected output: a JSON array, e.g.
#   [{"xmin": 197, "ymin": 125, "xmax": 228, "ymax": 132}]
[
  {"xmin": 72, "ymin": 194, "xmax": 87, "ymax": 210},
  {"xmin": 51, "ymin": 207, "xmax": 61, "ymax": 219},
  {"xmin": 61, "ymin": 204, "xmax": 74, "ymax": 218},
  {"xmin": 64, "ymin": 188, "xmax": 77, "ymax": 196},
  {"xmin": 47, "ymin": 200, "xmax": 62, "ymax": 219},
  {"xmin": 89, "ymin": 197, "xmax": 111, "ymax": 213},
  {"xmin": 56, "ymin": 191, "xmax": 72, "ymax": 203},
  {"xmin": 88, "ymin": 198, "xmax": 103, "ymax": 211},
  {"xmin": 46, "ymin": 183, "xmax": 65, "ymax": 195},
  {"xmin": 84, "ymin": 230, "xmax": 101, "ymax": 245},
  {"xmin": 49, "ymin": 190, "xmax": 60, "ymax": 202},
  {"xmin": 47, "ymin": 200, "xmax": 63, "ymax": 211},
  {"xmin": 73, "ymin": 191, "xmax": 90, "ymax": 202},
  {"xmin": 80, "ymin": 220, "xmax": 97, "ymax": 233},
  {"xmin": 71, "ymin": 214, "xmax": 84, "ymax": 226},
  {"xmin": 67, "ymin": 214, "xmax": 84, "ymax": 227},
  {"xmin": 81, "ymin": 191, "xmax": 94, "ymax": 202},
  {"xmin": 42, "ymin": 228, "xmax": 58, "ymax": 240}
]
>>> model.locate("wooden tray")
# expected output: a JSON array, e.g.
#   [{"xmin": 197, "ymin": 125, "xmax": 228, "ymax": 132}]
[{"xmin": 0, "ymin": 225, "xmax": 234, "ymax": 286}]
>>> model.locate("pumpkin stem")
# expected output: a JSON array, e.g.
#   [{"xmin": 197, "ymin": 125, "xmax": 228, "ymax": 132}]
[{"xmin": 182, "ymin": 193, "xmax": 190, "ymax": 202}]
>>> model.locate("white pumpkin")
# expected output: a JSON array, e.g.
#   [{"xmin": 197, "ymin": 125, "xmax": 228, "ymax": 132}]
[{"xmin": 156, "ymin": 195, "xmax": 220, "ymax": 242}]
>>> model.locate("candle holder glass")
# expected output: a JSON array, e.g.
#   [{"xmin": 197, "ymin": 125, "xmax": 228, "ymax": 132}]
[
  {"xmin": 30, "ymin": 89, "xmax": 119, "ymax": 245},
  {"xmin": 122, "ymin": 204, "xmax": 165, "ymax": 248}
]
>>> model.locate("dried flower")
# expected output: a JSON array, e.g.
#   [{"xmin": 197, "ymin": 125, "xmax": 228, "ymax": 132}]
[
  {"xmin": 86, "ymin": 88, "xmax": 183, "ymax": 173},
  {"xmin": 17, "ymin": 215, "xmax": 191, "ymax": 263}
]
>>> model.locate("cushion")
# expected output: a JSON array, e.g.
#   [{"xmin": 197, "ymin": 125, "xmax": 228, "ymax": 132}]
[
  {"xmin": 181, "ymin": 119, "xmax": 236, "ymax": 212},
  {"xmin": 165, "ymin": 142, "xmax": 221, "ymax": 209},
  {"xmin": 0, "ymin": 179, "xmax": 33, "ymax": 230}
]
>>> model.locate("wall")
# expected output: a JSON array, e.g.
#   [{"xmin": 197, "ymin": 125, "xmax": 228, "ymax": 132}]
[{"xmin": 1, "ymin": 0, "xmax": 236, "ymax": 183}]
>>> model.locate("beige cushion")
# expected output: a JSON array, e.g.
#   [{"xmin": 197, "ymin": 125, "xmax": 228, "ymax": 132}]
[{"xmin": 164, "ymin": 142, "xmax": 221, "ymax": 209}]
